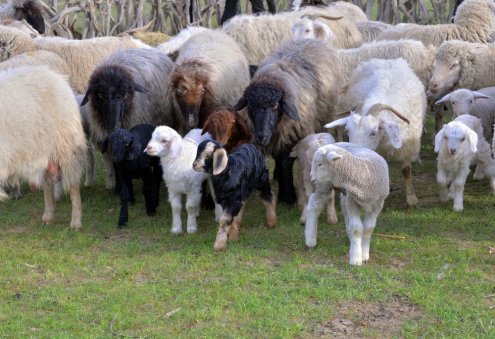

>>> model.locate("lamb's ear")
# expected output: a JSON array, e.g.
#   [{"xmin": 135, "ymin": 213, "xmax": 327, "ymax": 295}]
[
  {"xmin": 282, "ymin": 95, "xmax": 300, "ymax": 121},
  {"xmin": 472, "ymin": 91, "xmax": 490, "ymax": 100},
  {"xmin": 325, "ymin": 151, "xmax": 342, "ymax": 162},
  {"xmin": 212, "ymin": 148, "xmax": 228, "ymax": 175},
  {"xmin": 381, "ymin": 120, "xmax": 402, "ymax": 149},
  {"xmin": 234, "ymin": 96, "xmax": 248, "ymax": 111},
  {"xmin": 434, "ymin": 127, "xmax": 445, "ymax": 153},
  {"xmin": 467, "ymin": 128, "xmax": 478, "ymax": 153},
  {"xmin": 435, "ymin": 93, "xmax": 451, "ymax": 105},
  {"xmin": 168, "ymin": 136, "xmax": 183, "ymax": 158},
  {"xmin": 131, "ymin": 82, "xmax": 148, "ymax": 94},
  {"xmin": 324, "ymin": 117, "xmax": 349, "ymax": 129},
  {"xmin": 100, "ymin": 138, "xmax": 109, "ymax": 154}
]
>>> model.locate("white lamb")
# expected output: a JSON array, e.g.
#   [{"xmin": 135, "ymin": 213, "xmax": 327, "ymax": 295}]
[
  {"xmin": 307, "ymin": 142, "xmax": 389, "ymax": 266},
  {"xmin": 435, "ymin": 114, "xmax": 495, "ymax": 212},
  {"xmin": 145, "ymin": 126, "xmax": 212, "ymax": 235}
]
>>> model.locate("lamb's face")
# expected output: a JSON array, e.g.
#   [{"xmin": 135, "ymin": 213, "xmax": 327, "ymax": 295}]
[
  {"xmin": 145, "ymin": 126, "xmax": 178, "ymax": 157},
  {"xmin": 204, "ymin": 110, "xmax": 236, "ymax": 146},
  {"xmin": 193, "ymin": 140, "xmax": 217, "ymax": 173},
  {"xmin": 310, "ymin": 145, "xmax": 342, "ymax": 183},
  {"xmin": 171, "ymin": 73, "xmax": 206, "ymax": 130},
  {"xmin": 435, "ymin": 122, "xmax": 476, "ymax": 156},
  {"xmin": 82, "ymin": 65, "xmax": 147, "ymax": 133},
  {"xmin": 291, "ymin": 17, "xmax": 334, "ymax": 41},
  {"xmin": 428, "ymin": 56, "xmax": 462, "ymax": 99},
  {"xmin": 105, "ymin": 129, "xmax": 134, "ymax": 163}
]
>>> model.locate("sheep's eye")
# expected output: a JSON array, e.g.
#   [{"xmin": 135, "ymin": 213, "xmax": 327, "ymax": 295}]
[
  {"xmin": 452, "ymin": 101, "xmax": 456, "ymax": 105},
  {"xmin": 449, "ymin": 63, "xmax": 458, "ymax": 70},
  {"xmin": 272, "ymin": 104, "xmax": 279, "ymax": 111},
  {"xmin": 97, "ymin": 93, "xmax": 104, "ymax": 99},
  {"xmin": 305, "ymin": 29, "xmax": 310, "ymax": 33},
  {"xmin": 370, "ymin": 130, "xmax": 377, "ymax": 137},
  {"xmin": 160, "ymin": 139, "xmax": 167, "ymax": 144},
  {"xmin": 444, "ymin": 135, "xmax": 448, "ymax": 140},
  {"xmin": 461, "ymin": 137, "xmax": 466, "ymax": 142},
  {"xmin": 469, "ymin": 100, "xmax": 473, "ymax": 104}
]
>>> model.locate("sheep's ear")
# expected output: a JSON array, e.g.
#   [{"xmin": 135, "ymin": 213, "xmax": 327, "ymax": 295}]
[
  {"xmin": 168, "ymin": 50, "xmax": 179, "ymax": 62},
  {"xmin": 381, "ymin": 120, "xmax": 402, "ymax": 149},
  {"xmin": 435, "ymin": 93, "xmax": 451, "ymax": 105},
  {"xmin": 100, "ymin": 138, "xmax": 109, "ymax": 154},
  {"xmin": 282, "ymin": 97, "xmax": 300, "ymax": 121},
  {"xmin": 467, "ymin": 128, "xmax": 478, "ymax": 153},
  {"xmin": 314, "ymin": 21, "xmax": 335, "ymax": 41},
  {"xmin": 212, "ymin": 148, "xmax": 228, "ymax": 175},
  {"xmin": 131, "ymin": 82, "xmax": 148, "ymax": 94},
  {"xmin": 80, "ymin": 91, "xmax": 91, "ymax": 106},
  {"xmin": 168, "ymin": 136, "xmax": 183, "ymax": 158},
  {"xmin": 472, "ymin": 91, "xmax": 490, "ymax": 100},
  {"xmin": 324, "ymin": 117, "xmax": 349, "ymax": 129},
  {"xmin": 249, "ymin": 65, "xmax": 258, "ymax": 78},
  {"xmin": 234, "ymin": 96, "xmax": 248, "ymax": 111},
  {"xmin": 325, "ymin": 151, "xmax": 342, "ymax": 162},
  {"xmin": 434, "ymin": 127, "xmax": 445, "ymax": 153}
]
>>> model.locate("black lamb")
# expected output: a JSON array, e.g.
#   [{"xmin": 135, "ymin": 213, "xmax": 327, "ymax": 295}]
[
  {"xmin": 193, "ymin": 140, "xmax": 277, "ymax": 250},
  {"xmin": 101, "ymin": 124, "xmax": 162, "ymax": 227}
]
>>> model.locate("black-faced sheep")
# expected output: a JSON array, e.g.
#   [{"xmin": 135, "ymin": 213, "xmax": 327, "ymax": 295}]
[
  {"xmin": 82, "ymin": 48, "xmax": 182, "ymax": 190},
  {"xmin": 0, "ymin": 0, "xmax": 45, "ymax": 34},
  {"xmin": 234, "ymin": 38, "xmax": 343, "ymax": 205},
  {"xmin": 101, "ymin": 124, "xmax": 162, "ymax": 227},
  {"xmin": 193, "ymin": 140, "xmax": 277, "ymax": 251}
]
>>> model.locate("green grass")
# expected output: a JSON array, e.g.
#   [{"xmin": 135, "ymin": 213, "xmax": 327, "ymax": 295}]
[{"xmin": 0, "ymin": 115, "xmax": 494, "ymax": 337}]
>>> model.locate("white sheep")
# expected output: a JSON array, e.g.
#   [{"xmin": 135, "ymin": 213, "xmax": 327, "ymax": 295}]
[
  {"xmin": 291, "ymin": 15, "xmax": 337, "ymax": 41},
  {"xmin": 290, "ymin": 133, "xmax": 337, "ymax": 225},
  {"xmin": 145, "ymin": 126, "xmax": 213, "ymax": 235},
  {"xmin": 435, "ymin": 87, "xmax": 495, "ymax": 145},
  {"xmin": 327, "ymin": 1, "xmax": 368, "ymax": 22},
  {"xmin": 0, "ymin": 66, "xmax": 87, "ymax": 229},
  {"xmin": 377, "ymin": 0, "xmax": 495, "ymax": 46},
  {"xmin": 325, "ymin": 58, "xmax": 426, "ymax": 207},
  {"xmin": 155, "ymin": 26, "xmax": 209, "ymax": 55},
  {"xmin": 307, "ymin": 142, "xmax": 389, "ymax": 266},
  {"xmin": 435, "ymin": 114, "xmax": 495, "ymax": 211}
]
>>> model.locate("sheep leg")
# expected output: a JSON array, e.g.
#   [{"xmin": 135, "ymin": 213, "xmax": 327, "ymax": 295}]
[
  {"xmin": 304, "ymin": 185, "xmax": 330, "ymax": 248},
  {"xmin": 169, "ymin": 191, "xmax": 183, "ymax": 235},
  {"xmin": 103, "ymin": 153, "xmax": 116, "ymax": 190},
  {"xmin": 228, "ymin": 204, "xmax": 244, "ymax": 241},
  {"xmin": 9, "ymin": 183, "xmax": 22, "ymax": 199},
  {"xmin": 214, "ymin": 213, "xmax": 233, "ymax": 251},
  {"xmin": 275, "ymin": 152, "xmax": 297, "ymax": 205},
  {"xmin": 402, "ymin": 164, "xmax": 418, "ymax": 207},
  {"xmin": 142, "ymin": 172, "xmax": 157, "ymax": 216},
  {"xmin": 473, "ymin": 164, "xmax": 485, "ymax": 180},
  {"xmin": 453, "ymin": 168, "xmax": 470, "ymax": 212},
  {"xmin": 117, "ymin": 174, "xmax": 132, "ymax": 227},
  {"xmin": 326, "ymin": 188, "xmax": 338, "ymax": 225},
  {"xmin": 437, "ymin": 169, "xmax": 450, "ymax": 202},
  {"xmin": 69, "ymin": 184, "xmax": 82, "ymax": 230},
  {"xmin": 344, "ymin": 196, "xmax": 364, "ymax": 266},
  {"xmin": 42, "ymin": 179, "xmax": 56, "ymax": 225},
  {"xmin": 257, "ymin": 168, "xmax": 277, "ymax": 228},
  {"xmin": 185, "ymin": 188, "xmax": 202, "ymax": 234},
  {"xmin": 299, "ymin": 176, "xmax": 313, "ymax": 225},
  {"xmin": 84, "ymin": 141, "xmax": 96, "ymax": 187},
  {"xmin": 361, "ymin": 202, "xmax": 383, "ymax": 264},
  {"xmin": 151, "ymin": 166, "xmax": 162, "ymax": 211},
  {"xmin": 433, "ymin": 103, "xmax": 445, "ymax": 134},
  {"xmin": 54, "ymin": 179, "xmax": 63, "ymax": 202}
]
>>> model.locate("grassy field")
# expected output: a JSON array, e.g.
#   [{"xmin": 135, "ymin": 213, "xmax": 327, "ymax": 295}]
[{"xmin": 0, "ymin": 115, "xmax": 494, "ymax": 337}]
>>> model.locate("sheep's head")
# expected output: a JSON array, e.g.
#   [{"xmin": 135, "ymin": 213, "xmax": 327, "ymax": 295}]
[
  {"xmin": 170, "ymin": 60, "xmax": 212, "ymax": 129},
  {"xmin": 291, "ymin": 15, "xmax": 337, "ymax": 41},
  {"xmin": 13, "ymin": 0, "xmax": 45, "ymax": 34},
  {"xmin": 434, "ymin": 120, "xmax": 478, "ymax": 155},
  {"xmin": 234, "ymin": 80, "xmax": 299, "ymax": 146},
  {"xmin": 101, "ymin": 129, "xmax": 135, "ymax": 163},
  {"xmin": 145, "ymin": 125, "xmax": 182, "ymax": 159},
  {"xmin": 310, "ymin": 144, "xmax": 343, "ymax": 183},
  {"xmin": 201, "ymin": 108, "xmax": 252, "ymax": 151},
  {"xmin": 435, "ymin": 89, "xmax": 490, "ymax": 117},
  {"xmin": 193, "ymin": 140, "xmax": 228, "ymax": 175},
  {"xmin": 325, "ymin": 103, "xmax": 410, "ymax": 150},
  {"xmin": 0, "ymin": 26, "xmax": 36, "ymax": 61},
  {"xmin": 81, "ymin": 65, "xmax": 148, "ymax": 133}
]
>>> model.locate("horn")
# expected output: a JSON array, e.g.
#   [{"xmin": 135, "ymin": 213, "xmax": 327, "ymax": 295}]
[
  {"xmin": 335, "ymin": 110, "xmax": 351, "ymax": 118},
  {"xmin": 367, "ymin": 103, "xmax": 410, "ymax": 124},
  {"xmin": 300, "ymin": 14, "xmax": 343, "ymax": 21}
]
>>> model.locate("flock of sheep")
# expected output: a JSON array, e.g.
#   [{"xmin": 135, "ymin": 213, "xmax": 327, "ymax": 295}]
[{"xmin": 1, "ymin": 0, "xmax": 495, "ymax": 265}]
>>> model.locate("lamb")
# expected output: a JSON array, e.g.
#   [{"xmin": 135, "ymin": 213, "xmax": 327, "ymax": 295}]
[
  {"xmin": 0, "ymin": 26, "xmax": 151, "ymax": 92},
  {"xmin": 101, "ymin": 124, "xmax": 162, "ymax": 227},
  {"xmin": 0, "ymin": 0, "xmax": 45, "ymax": 34},
  {"xmin": 435, "ymin": 87, "xmax": 495, "ymax": 144},
  {"xmin": 428, "ymin": 41, "xmax": 495, "ymax": 100},
  {"xmin": 307, "ymin": 142, "xmax": 389, "ymax": 266},
  {"xmin": 289, "ymin": 133, "xmax": 337, "ymax": 225},
  {"xmin": 234, "ymin": 38, "xmax": 344, "ymax": 205},
  {"xmin": 170, "ymin": 29, "xmax": 250, "ymax": 130},
  {"xmin": 434, "ymin": 114, "xmax": 495, "ymax": 212},
  {"xmin": 155, "ymin": 26, "xmax": 209, "ymax": 55},
  {"xmin": 291, "ymin": 15, "xmax": 337, "ymax": 41},
  {"xmin": 0, "ymin": 66, "xmax": 87, "ymax": 229},
  {"xmin": 325, "ymin": 58, "xmax": 426, "ymax": 207},
  {"xmin": 193, "ymin": 140, "xmax": 277, "ymax": 251},
  {"xmin": 221, "ymin": 7, "xmax": 362, "ymax": 65},
  {"xmin": 376, "ymin": 0, "xmax": 495, "ymax": 46},
  {"xmin": 201, "ymin": 107, "xmax": 253, "ymax": 153},
  {"xmin": 82, "ymin": 48, "xmax": 182, "ymax": 190},
  {"xmin": 145, "ymin": 126, "xmax": 212, "ymax": 234}
]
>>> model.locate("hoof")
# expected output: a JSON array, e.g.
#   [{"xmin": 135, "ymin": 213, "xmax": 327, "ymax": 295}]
[
  {"xmin": 70, "ymin": 223, "xmax": 82, "ymax": 231},
  {"xmin": 171, "ymin": 226, "xmax": 182, "ymax": 235}
]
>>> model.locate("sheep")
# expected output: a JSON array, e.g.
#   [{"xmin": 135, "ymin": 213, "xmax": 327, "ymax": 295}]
[
  {"xmin": 82, "ymin": 48, "xmax": 182, "ymax": 190},
  {"xmin": 155, "ymin": 26, "xmax": 209, "ymax": 55},
  {"xmin": 0, "ymin": 66, "xmax": 87, "ymax": 229},
  {"xmin": 193, "ymin": 140, "xmax": 277, "ymax": 250},
  {"xmin": 170, "ymin": 29, "xmax": 250, "ymax": 130},
  {"xmin": 376, "ymin": 0, "xmax": 495, "ymax": 46},
  {"xmin": 356, "ymin": 21, "xmax": 393, "ymax": 43},
  {"xmin": 435, "ymin": 87, "xmax": 495, "ymax": 144},
  {"xmin": 0, "ymin": 26, "xmax": 151, "ymax": 92},
  {"xmin": 291, "ymin": 15, "xmax": 337, "ymax": 41},
  {"xmin": 434, "ymin": 114, "xmax": 495, "ymax": 211},
  {"xmin": 289, "ymin": 133, "xmax": 337, "ymax": 225},
  {"xmin": 221, "ymin": 7, "xmax": 362, "ymax": 65},
  {"xmin": 145, "ymin": 126, "xmax": 212, "ymax": 234},
  {"xmin": 201, "ymin": 107, "xmax": 253, "ymax": 153},
  {"xmin": 307, "ymin": 142, "xmax": 389, "ymax": 266},
  {"xmin": 101, "ymin": 124, "xmax": 162, "ymax": 227},
  {"xmin": 234, "ymin": 38, "xmax": 344, "ymax": 205},
  {"xmin": 325, "ymin": 58, "xmax": 426, "ymax": 207},
  {"xmin": 0, "ymin": 0, "xmax": 45, "ymax": 34}
]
